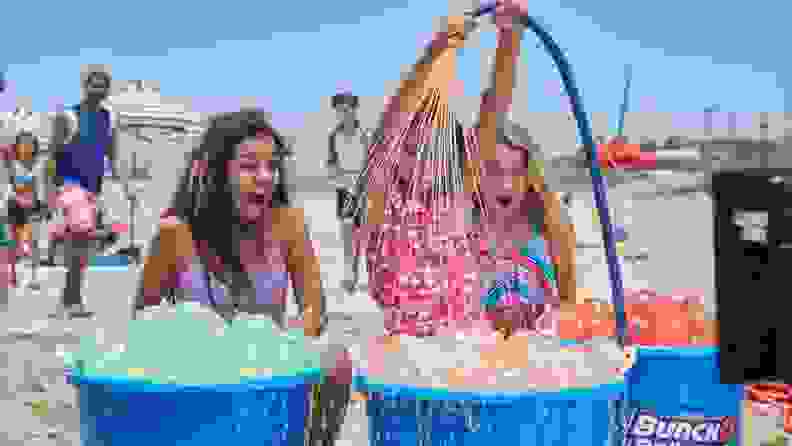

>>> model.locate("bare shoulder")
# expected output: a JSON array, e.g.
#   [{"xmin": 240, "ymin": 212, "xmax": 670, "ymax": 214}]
[
  {"xmin": 273, "ymin": 207, "xmax": 309, "ymax": 240},
  {"xmin": 157, "ymin": 216, "xmax": 192, "ymax": 240},
  {"xmin": 157, "ymin": 213, "xmax": 193, "ymax": 242},
  {"xmin": 153, "ymin": 214, "xmax": 196, "ymax": 259}
]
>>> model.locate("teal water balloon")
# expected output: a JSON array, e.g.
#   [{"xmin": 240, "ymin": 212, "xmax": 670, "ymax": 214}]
[{"xmin": 74, "ymin": 305, "xmax": 324, "ymax": 385}]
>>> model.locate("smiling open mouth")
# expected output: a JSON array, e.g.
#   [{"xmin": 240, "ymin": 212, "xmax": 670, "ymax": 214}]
[{"xmin": 496, "ymin": 196, "xmax": 513, "ymax": 207}]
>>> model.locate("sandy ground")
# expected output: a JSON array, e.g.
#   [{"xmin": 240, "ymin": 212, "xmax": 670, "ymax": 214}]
[{"xmin": 0, "ymin": 169, "xmax": 751, "ymax": 444}]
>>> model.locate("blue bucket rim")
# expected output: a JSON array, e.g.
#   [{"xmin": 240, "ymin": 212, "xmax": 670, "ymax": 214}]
[
  {"xmin": 634, "ymin": 346, "xmax": 718, "ymax": 359},
  {"xmin": 558, "ymin": 339, "xmax": 718, "ymax": 359},
  {"xmin": 86, "ymin": 266, "xmax": 131, "ymax": 272},
  {"xmin": 68, "ymin": 367, "xmax": 322, "ymax": 392},
  {"xmin": 354, "ymin": 375, "xmax": 626, "ymax": 403}
]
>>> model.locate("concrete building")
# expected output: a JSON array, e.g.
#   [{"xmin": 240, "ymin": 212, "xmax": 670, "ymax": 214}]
[{"xmin": 0, "ymin": 79, "xmax": 205, "ymax": 151}]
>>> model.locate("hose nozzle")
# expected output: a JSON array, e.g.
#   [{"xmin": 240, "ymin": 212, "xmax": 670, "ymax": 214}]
[{"xmin": 466, "ymin": 2, "xmax": 497, "ymax": 18}]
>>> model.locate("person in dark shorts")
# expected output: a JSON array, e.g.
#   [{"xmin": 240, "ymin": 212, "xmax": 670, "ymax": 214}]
[
  {"xmin": 48, "ymin": 67, "xmax": 121, "ymax": 318},
  {"xmin": 2, "ymin": 132, "xmax": 48, "ymax": 259},
  {"xmin": 327, "ymin": 92, "xmax": 371, "ymax": 294}
]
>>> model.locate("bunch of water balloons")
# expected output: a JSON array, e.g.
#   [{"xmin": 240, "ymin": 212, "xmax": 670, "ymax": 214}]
[{"xmin": 64, "ymin": 303, "xmax": 323, "ymax": 386}]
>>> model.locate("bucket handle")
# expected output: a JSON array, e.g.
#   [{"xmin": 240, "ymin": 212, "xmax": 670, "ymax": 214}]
[{"xmin": 468, "ymin": 2, "xmax": 628, "ymax": 348}]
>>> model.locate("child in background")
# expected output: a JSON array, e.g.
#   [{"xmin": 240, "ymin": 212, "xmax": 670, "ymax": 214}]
[{"xmin": 2, "ymin": 132, "xmax": 47, "ymax": 259}]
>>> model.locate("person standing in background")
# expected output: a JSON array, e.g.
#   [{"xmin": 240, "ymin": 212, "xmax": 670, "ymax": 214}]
[
  {"xmin": 327, "ymin": 92, "xmax": 372, "ymax": 294},
  {"xmin": 0, "ymin": 72, "xmax": 12, "ymax": 304},
  {"xmin": 1, "ymin": 132, "xmax": 48, "ymax": 260},
  {"xmin": 47, "ymin": 67, "xmax": 123, "ymax": 319}
]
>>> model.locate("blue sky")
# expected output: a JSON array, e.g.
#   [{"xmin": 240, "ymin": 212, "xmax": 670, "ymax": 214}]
[{"xmin": 1, "ymin": 0, "xmax": 786, "ymax": 134}]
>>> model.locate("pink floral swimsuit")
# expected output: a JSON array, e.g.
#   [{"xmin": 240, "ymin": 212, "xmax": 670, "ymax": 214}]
[
  {"xmin": 366, "ymin": 185, "xmax": 481, "ymax": 336},
  {"xmin": 365, "ymin": 193, "xmax": 561, "ymax": 336},
  {"xmin": 362, "ymin": 114, "xmax": 564, "ymax": 337}
]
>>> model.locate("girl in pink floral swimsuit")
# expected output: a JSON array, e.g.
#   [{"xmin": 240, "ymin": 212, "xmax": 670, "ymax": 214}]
[
  {"xmin": 361, "ymin": 119, "xmax": 576, "ymax": 338},
  {"xmin": 352, "ymin": 0, "xmax": 578, "ymax": 338}
]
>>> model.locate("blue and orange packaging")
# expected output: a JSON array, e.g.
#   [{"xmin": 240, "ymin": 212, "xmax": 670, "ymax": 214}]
[
  {"xmin": 622, "ymin": 409, "xmax": 737, "ymax": 446},
  {"xmin": 742, "ymin": 383, "xmax": 792, "ymax": 446}
]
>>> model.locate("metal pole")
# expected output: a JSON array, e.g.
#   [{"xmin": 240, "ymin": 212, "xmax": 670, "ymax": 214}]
[
  {"xmin": 617, "ymin": 64, "xmax": 632, "ymax": 138},
  {"xmin": 760, "ymin": 112, "xmax": 769, "ymax": 169},
  {"xmin": 703, "ymin": 105, "xmax": 719, "ymax": 180},
  {"xmin": 131, "ymin": 151, "xmax": 137, "ymax": 180},
  {"xmin": 705, "ymin": 106, "xmax": 717, "ymax": 138},
  {"xmin": 760, "ymin": 112, "xmax": 769, "ymax": 140}
]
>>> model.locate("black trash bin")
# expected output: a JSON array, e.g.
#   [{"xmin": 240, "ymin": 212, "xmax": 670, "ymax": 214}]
[{"xmin": 713, "ymin": 169, "xmax": 792, "ymax": 385}]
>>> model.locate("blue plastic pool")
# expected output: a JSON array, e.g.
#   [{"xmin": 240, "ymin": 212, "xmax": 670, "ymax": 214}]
[
  {"xmin": 69, "ymin": 367, "xmax": 321, "ymax": 446},
  {"xmin": 356, "ymin": 376, "xmax": 626, "ymax": 446},
  {"xmin": 626, "ymin": 347, "xmax": 742, "ymax": 417}
]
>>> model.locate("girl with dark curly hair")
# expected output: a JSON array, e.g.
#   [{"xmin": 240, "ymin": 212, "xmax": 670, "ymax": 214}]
[
  {"xmin": 134, "ymin": 108, "xmax": 322, "ymax": 326},
  {"xmin": 133, "ymin": 109, "xmax": 350, "ymax": 445}
]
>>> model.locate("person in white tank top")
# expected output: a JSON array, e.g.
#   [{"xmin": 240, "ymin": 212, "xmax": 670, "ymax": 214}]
[{"xmin": 327, "ymin": 92, "xmax": 371, "ymax": 294}]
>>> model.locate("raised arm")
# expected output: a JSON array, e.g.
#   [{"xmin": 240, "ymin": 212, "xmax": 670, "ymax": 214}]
[
  {"xmin": 378, "ymin": 15, "xmax": 473, "ymax": 141},
  {"xmin": 474, "ymin": 0, "xmax": 577, "ymax": 303},
  {"xmin": 477, "ymin": 1, "xmax": 527, "ymax": 163}
]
